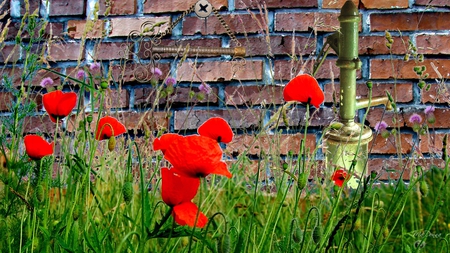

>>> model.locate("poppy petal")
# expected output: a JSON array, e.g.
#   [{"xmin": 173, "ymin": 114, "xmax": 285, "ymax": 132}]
[
  {"xmin": 153, "ymin": 133, "xmax": 183, "ymax": 153},
  {"xmin": 198, "ymin": 117, "xmax": 234, "ymax": 143},
  {"xmin": 210, "ymin": 161, "xmax": 232, "ymax": 178},
  {"xmin": 43, "ymin": 90, "xmax": 77, "ymax": 122},
  {"xmin": 161, "ymin": 167, "xmax": 200, "ymax": 206},
  {"xmin": 332, "ymin": 169, "xmax": 350, "ymax": 187},
  {"xmin": 163, "ymin": 135, "xmax": 232, "ymax": 178},
  {"xmin": 95, "ymin": 116, "xmax": 127, "ymax": 140},
  {"xmin": 24, "ymin": 135, "xmax": 54, "ymax": 160},
  {"xmin": 56, "ymin": 92, "xmax": 77, "ymax": 119},
  {"xmin": 172, "ymin": 202, "xmax": 208, "ymax": 228},
  {"xmin": 283, "ymin": 74, "xmax": 324, "ymax": 108}
]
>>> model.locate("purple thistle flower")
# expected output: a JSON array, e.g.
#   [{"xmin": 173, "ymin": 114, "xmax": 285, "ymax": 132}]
[
  {"xmin": 199, "ymin": 82, "xmax": 212, "ymax": 94},
  {"xmin": 76, "ymin": 69, "xmax": 86, "ymax": 79},
  {"xmin": 90, "ymin": 62, "xmax": 101, "ymax": 71},
  {"xmin": 40, "ymin": 77, "xmax": 54, "ymax": 88},
  {"xmin": 374, "ymin": 121, "xmax": 388, "ymax": 131},
  {"xmin": 409, "ymin": 113, "xmax": 422, "ymax": 124},
  {"xmin": 424, "ymin": 105, "xmax": 435, "ymax": 115},
  {"xmin": 165, "ymin": 76, "xmax": 176, "ymax": 86},
  {"xmin": 151, "ymin": 67, "xmax": 162, "ymax": 78}
]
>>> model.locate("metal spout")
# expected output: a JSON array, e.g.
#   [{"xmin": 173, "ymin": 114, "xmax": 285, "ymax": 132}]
[{"xmin": 356, "ymin": 96, "xmax": 393, "ymax": 111}]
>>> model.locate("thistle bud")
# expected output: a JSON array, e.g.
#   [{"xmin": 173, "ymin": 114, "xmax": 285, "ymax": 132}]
[
  {"xmin": 217, "ymin": 234, "xmax": 231, "ymax": 253},
  {"xmin": 108, "ymin": 136, "xmax": 116, "ymax": 152},
  {"xmin": 122, "ymin": 182, "xmax": 133, "ymax": 203}
]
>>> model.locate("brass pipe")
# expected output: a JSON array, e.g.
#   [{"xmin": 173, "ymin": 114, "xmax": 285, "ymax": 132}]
[
  {"xmin": 356, "ymin": 96, "xmax": 393, "ymax": 111},
  {"xmin": 151, "ymin": 46, "xmax": 246, "ymax": 57}
]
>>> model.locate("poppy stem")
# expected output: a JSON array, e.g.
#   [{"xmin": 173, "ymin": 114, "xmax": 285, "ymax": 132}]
[{"xmin": 149, "ymin": 207, "xmax": 173, "ymax": 237}]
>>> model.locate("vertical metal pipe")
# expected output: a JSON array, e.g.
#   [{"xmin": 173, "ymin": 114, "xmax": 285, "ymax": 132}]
[{"xmin": 336, "ymin": 1, "xmax": 361, "ymax": 125}]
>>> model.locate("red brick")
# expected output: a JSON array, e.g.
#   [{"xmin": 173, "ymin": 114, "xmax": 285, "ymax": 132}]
[
  {"xmin": 274, "ymin": 59, "xmax": 361, "ymax": 80},
  {"xmin": 177, "ymin": 60, "xmax": 263, "ymax": 82},
  {"xmin": 415, "ymin": 0, "xmax": 449, "ymax": 7},
  {"xmin": 16, "ymin": 0, "xmax": 40, "ymax": 16},
  {"xmin": 110, "ymin": 63, "xmax": 171, "ymax": 84},
  {"xmin": 370, "ymin": 13, "xmax": 450, "ymax": 32},
  {"xmin": 322, "ymin": 0, "xmax": 358, "ymax": 8},
  {"xmin": 225, "ymin": 134, "xmax": 317, "ymax": 156},
  {"xmin": 99, "ymin": 0, "xmax": 136, "ymax": 16},
  {"xmin": 48, "ymin": 0, "xmax": 85, "ymax": 16},
  {"xmin": 370, "ymin": 59, "xmax": 450, "ymax": 79},
  {"xmin": 358, "ymin": 36, "xmax": 409, "ymax": 55},
  {"xmin": 6, "ymin": 22, "xmax": 64, "ymax": 41},
  {"xmin": 144, "ymin": 0, "xmax": 227, "ymax": 13},
  {"xmin": 137, "ymin": 38, "xmax": 222, "ymax": 59},
  {"xmin": 174, "ymin": 109, "xmax": 262, "ymax": 130},
  {"xmin": 231, "ymin": 35, "xmax": 315, "ymax": 57},
  {"xmin": 404, "ymin": 108, "xmax": 450, "ymax": 129},
  {"xmin": 134, "ymin": 86, "xmax": 218, "ymax": 108},
  {"xmin": 324, "ymin": 82, "xmax": 413, "ymax": 104},
  {"xmin": 48, "ymin": 42, "xmax": 83, "ymax": 62},
  {"xmin": 23, "ymin": 115, "xmax": 56, "ymax": 134},
  {"xmin": 416, "ymin": 34, "xmax": 450, "ymax": 55},
  {"xmin": 108, "ymin": 17, "xmax": 171, "ymax": 37},
  {"xmin": 368, "ymin": 158, "xmax": 411, "ymax": 180},
  {"xmin": 367, "ymin": 108, "xmax": 404, "ymax": 128},
  {"xmin": 236, "ymin": 0, "xmax": 317, "ymax": 9},
  {"xmin": 120, "ymin": 111, "xmax": 169, "ymax": 132},
  {"xmin": 93, "ymin": 42, "xmax": 133, "ymax": 60},
  {"xmin": 103, "ymin": 89, "xmax": 130, "ymax": 109},
  {"xmin": 0, "ymin": 92, "xmax": 14, "ymax": 111},
  {"xmin": 225, "ymin": 85, "xmax": 284, "ymax": 106},
  {"xmin": 67, "ymin": 20, "xmax": 105, "ymax": 39},
  {"xmin": 0, "ymin": 44, "xmax": 21, "ymax": 63},
  {"xmin": 361, "ymin": 0, "xmax": 408, "ymax": 9},
  {"xmin": 419, "ymin": 133, "xmax": 450, "ymax": 155},
  {"xmin": 276, "ymin": 107, "xmax": 336, "ymax": 127},
  {"xmin": 275, "ymin": 12, "xmax": 361, "ymax": 33},
  {"xmin": 182, "ymin": 14, "xmax": 264, "ymax": 36},
  {"xmin": 422, "ymin": 83, "xmax": 450, "ymax": 104},
  {"xmin": 31, "ymin": 69, "xmax": 62, "ymax": 87},
  {"xmin": 370, "ymin": 133, "xmax": 413, "ymax": 154}
]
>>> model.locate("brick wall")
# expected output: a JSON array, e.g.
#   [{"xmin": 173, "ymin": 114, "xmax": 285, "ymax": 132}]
[{"xmin": 1, "ymin": 0, "xmax": 450, "ymax": 178}]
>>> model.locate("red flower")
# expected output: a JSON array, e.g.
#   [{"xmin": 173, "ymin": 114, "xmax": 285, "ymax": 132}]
[
  {"xmin": 161, "ymin": 167, "xmax": 207, "ymax": 228},
  {"xmin": 283, "ymin": 74, "xmax": 324, "ymax": 108},
  {"xmin": 24, "ymin": 135, "xmax": 53, "ymax": 160},
  {"xmin": 43, "ymin": 90, "xmax": 77, "ymax": 123},
  {"xmin": 197, "ymin": 117, "xmax": 233, "ymax": 143},
  {"xmin": 95, "ymin": 116, "xmax": 127, "ymax": 140},
  {"xmin": 332, "ymin": 169, "xmax": 350, "ymax": 187},
  {"xmin": 154, "ymin": 134, "xmax": 232, "ymax": 178}
]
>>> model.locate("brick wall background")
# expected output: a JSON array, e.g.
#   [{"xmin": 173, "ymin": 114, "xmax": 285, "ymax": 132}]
[{"xmin": 1, "ymin": 0, "xmax": 450, "ymax": 179}]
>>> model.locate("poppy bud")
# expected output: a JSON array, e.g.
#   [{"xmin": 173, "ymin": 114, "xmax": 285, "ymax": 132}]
[
  {"xmin": 292, "ymin": 227, "xmax": 303, "ymax": 243},
  {"xmin": 217, "ymin": 233, "xmax": 231, "ymax": 253},
  {"xmin": 297, "ymin": 172, "xmax": 308, "ymax": 191},
  {"xmin": 35, "ymin": 184, "xmax": 45, "ymax": 203},
  {"xmin": 419, "ymin": 180, "xmax": 429, "ymax": 196},
  {"xmin": 86, "ymin": 115, "xmax": 93, "ymax": 123},
  {"xmin": 108, "ymin": 136, "xmax": 116, "ymax": 151},
  {"xmin": 312, "ymin": 225, "xmax": 322, "ymax": 244},
  {"xmin": 122, "ymin": 182, "xmax": 133, "ymax": 203}
]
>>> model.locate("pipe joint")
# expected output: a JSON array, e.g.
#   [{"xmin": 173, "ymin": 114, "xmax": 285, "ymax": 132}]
[{"xmin": 336, "ymin": 58, "xmax": 361, "ymax": 70}]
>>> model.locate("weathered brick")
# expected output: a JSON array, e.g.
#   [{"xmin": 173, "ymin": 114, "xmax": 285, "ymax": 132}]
[
  {"xmin": 177, "ymin": 60, "xmax": 263, "ymax": 82},
  {"xmin": 48, "ymin": 0, "xmax": 85, "ymax": 16},
  {"xmin": 6, "ymin": 22, "xmax": 64, "ymax": 41},
  {"xmin": 236, "ymin": 0, "xmax": 317, "ymax": 9},
  {"xmin": 137, "ymin": 38, "xmax": 222, "ymax": 59},
  {"xmin": 422, "ymin": 83, "xmax": 450, "ymax": 104},
  {"xmin": 225, "ymin": 85, "xmax": 284, "ymax": 106},
  {"xmin": 225, "ymin": 133, "xmax": 317, "ymax": 156},
  {"xmin": 0, "ymin": 92, "xmax": 14, "ymax": 111},
  {"xmin": 404, "ymin": 108, "xmax": 450, "ymax": 129},
  {"xmin": 93, "ymin": 42, "xmax": 133, "ymax": 60},
  {"xmin": 99, "ymin": 0, "xmax": 136, "ymax": 16},
  {"xmin": 275, "ymin": 12, "xmax": 360, "ymax": 33},
  {"xmin": 67, "ymin": 20, "xmax": 105, "ymax": 39},
  {"xmin": 174, "ymin": 109, "xmax": 262, "ymax": 130},
  {"xmin": 358, "ymin": 36, "xmax": 409, "ymax": 55},
  {"xmin": 134, "ymin": 86, "xmax": 218, "ymax": 108},
  {"xmin": 322, "ymin": 0, "xmax": 358, "ymax": 9},
  {"xmin": 370, "ymin": 13, "xmax": 450, "ymax": 32},
  {"xmin": 361, "ymin": 0, "xmax": 408, "ymax": 9},
  {"xmin": 108, "ymin": 17, "xmax": 171, "ymax": 37},
  {"xmin": 16, "ymin": 0, "xmax": 40, "ymax": 16},
  {"xmin": 368, "ymin": 158, "xmax": 411, "ymax": 180},
  {"xmin": 367, "ymin": 108, "xmax": 404, "ymax": 128},
  {"xmin": 324, "ymin": 82, "xmax": 413, "ymax": 104},
  {"xmin": 370, "ymin": 59, "xmax": 450, "ymax": 79},
  {"xmin": 23, "ymin": 115, "xmax": 56, "ymax": 134},
  {"xmin": 0, "ymin": 44, "xmax": 21, "ymax": 63},
  {"xmin": 120, "ymin": 111, "xmax": 170, "ymax": 132},
  {"xmin": 369, "ymin": 133, "xmax": 413, "ymax": 154},
  {"xmin": 182, "ymin": 14, "xmax": 264, "ymax": 36},
  {"xmin": 31, "ymin": 69, "xmax": 62, "ymax": 87},
  {"xmin": 144, "ymin": 0, "xmax": 227, "ymax": 13},
  {"xmin": 276, "ymin": 107, "xmax": 336, "ymax": 127},
  {"xmin": 110, "ymin": 63, "xmax": 171, "ymax": 84},
  {"xmin": 415, "ymin": 0, "xmax": 449, "ymax": 7},
  {"xmin": 274, "ymin": 59, "xmax": 361, "ymax": 80},
  {"xmin": 231, "ymin": 35, "xmax": 315, "ymax": 57},
  {"xmin": 416, "ymin": 34, "xmax": 450, "ymax": 55},
  {"xmin": 419, "ymin": 133, "xmax": 449, "ymax": 155},
  {"xmin": 48, "ymin": 42, "xmax": 83, "ymax": 62},
  {"xmin": 103, "ymin": 89, "xmax": 130, "ymax": 109}
]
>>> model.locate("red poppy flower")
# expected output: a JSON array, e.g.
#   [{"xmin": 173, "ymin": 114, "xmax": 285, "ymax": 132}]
[
  {"xmin": 332, "ymin": 169, "xmax": 350, "ymax": 187},
  {"xmin": 43, "ymin": 90, "xmax": 77, "ymax": 123},
  {"xmin": 153, "ymin": 133, "xmax": 183, "ymax": 154},
  {"xmin": 197, "ymin": 117, "xmax": 233, "ymax": 143},
  {"xmin": 172, "ymin": 202, "xmax": 208, "ymax": 228},
  {"xmin": 283, "ymin": 74, "xmax": 324, "ymax": 108},
  {"xmin": 24, "ymin": 135, "xmax": 53, "ymax": 160},
  {"xmin": 162, "ymin": 135, "xmax": 232, "ymax": 178},
  {"xmin": 95, "ymin": 116, "xmax": 127, "ymax": 140},
  {"xmin": 161, "ymin": 167, "xmax": 200, "ymax": 206}
]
